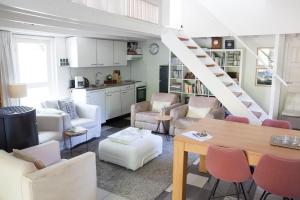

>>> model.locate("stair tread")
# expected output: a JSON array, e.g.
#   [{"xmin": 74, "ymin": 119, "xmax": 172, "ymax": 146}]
[
  {"xmin": 197, "ymin": 55, "xmax": 207, "ymax": 58},
  {"xmin": 178, "ymin": 37, "xmax": 189, "ymax": 41},
  {"xmin": 252, "ymin": 111, "xmax": 262, "ymax": 119},
  {"xmin": 223, "ymin": 82, "xmax": 233, "ymax": 87},
  {"xmin": 187, "ymin": 45, "xmax": 197, "ymax": 49},
  {"xmin": 214, "ymin": 73, "xmax": 224, "ymax": 77},
  {"xmin": 206, "ymin": 64, "xmax": 216, "ymax": 67},
  {"xmin": 233, "ymin": 92, "xmax": 242, "ymax": 97},
  {"xmin": 242, "ymin": 101, "xmax": 252, "ymax": 108}
]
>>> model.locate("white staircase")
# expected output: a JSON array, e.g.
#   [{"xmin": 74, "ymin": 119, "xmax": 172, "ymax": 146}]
[{"xmin": 161, "ymin": 28, "xmax": 268, "ymax": 124}]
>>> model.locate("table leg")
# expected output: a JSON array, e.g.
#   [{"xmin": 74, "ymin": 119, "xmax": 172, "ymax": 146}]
[
  {"xmin": 86, "ymin": 133, "xmax": 88, "ymax": 152},
  {"xmin": 161, "ymin": 121, "xmax": 169, "ymax": 140},
  {"xmin": 155, "ymin": 121, "xmax": 161, "ymax": 133},
  {"xmin": 172, "ymin": 140, "xmax": 188, "ymax": 200},
  {"xmin": 69, "ymin": 137, "xmax": 73, "ymax": 156},
  {"xmin": 199, "ymin": 154, "xmax": 207, "ymax": 173}
]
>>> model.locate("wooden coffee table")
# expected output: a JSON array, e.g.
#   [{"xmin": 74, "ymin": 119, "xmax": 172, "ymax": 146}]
[
  {"xmin": 154, "ymin": 115, "xmax": 172, "ymax": 137},
  {"xmin": 64, "ymin": 126, "xmax": 88, "ymax": 156}
]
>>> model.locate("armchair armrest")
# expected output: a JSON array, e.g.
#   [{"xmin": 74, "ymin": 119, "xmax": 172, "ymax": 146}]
[
  {"xmin": 206, "ymin": 107, "xmax": 225, "ymax": 119},
  {"xmin": 75, "ymin": 104, "xmax": 101, "ymax": 123},
  {"xmin": 21, "ymin": 141, "xmax": 61, "ymax": 166},
  {"xmin": 131, "ymin": 101, "xmax": 151, "ymax": 127},
  {"xmin": 36, "ymin": 115, "xmax": 64, "ymax": 133},
  {"xmin": 22, "ymin": 152, "xmax": 97, "ymax": 200},
  {"xmin": 164, "ymin": 103, "xmax": 184, "ymax": 115},
  {"xmin": 170, "ymin": 105, "xmax": 188, "ymax": 120}
]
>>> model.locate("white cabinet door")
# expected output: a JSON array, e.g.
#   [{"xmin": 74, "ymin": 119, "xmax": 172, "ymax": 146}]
[
  {"xmin": 67, "ymin": 37, "xmax": 97, "ymax": 67},
  {"xmin": 106, "ymin": 92, "xmax": 121, "ymax": 119},
  {"xmin": 121, "ymin": 88, "xmax": 135, "ymax": 115},
  {"xmin": 86, "ymin": 90, "xmax": 106, "ymax": 123},
  {"xmin": 113, "ymin": 41, "xmax": 127, "ymax": 66},
  {"xmin": 97, "ymin": 39, "xmax": 113, "ymax": 66}
]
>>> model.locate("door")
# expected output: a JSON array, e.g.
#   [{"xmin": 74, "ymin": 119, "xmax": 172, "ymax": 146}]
[
  {"xmin": 121, "ymin": 89, "xmax": 135, "ymax": 115},
  {"xmin": 113, "ymin": 41, "xmax": 127, "ymax": 66},
  {"xmin": 159, "ymin": 65, "xmax": 169, "ymax": 93},
  {"xmin": 86, "ymin": 90, "xmax": 106, "ymax": 123},
  {"xmin": 97, "ymin": 39, "xmax": 113, "ymax": 66},
  {"xmin": 105, "ymin": 92, "xmax": 121, "ymax": 119}
]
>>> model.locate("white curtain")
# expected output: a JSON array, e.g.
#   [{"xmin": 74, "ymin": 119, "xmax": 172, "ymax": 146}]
[{"xmin": 0, "ymin": 31, "xmax": 16, "ymax": 106}]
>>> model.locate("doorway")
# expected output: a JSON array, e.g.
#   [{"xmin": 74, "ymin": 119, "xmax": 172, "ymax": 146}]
[{"xmin": 159, "ymin": 65, "xmax": 169, "ymax": 93}]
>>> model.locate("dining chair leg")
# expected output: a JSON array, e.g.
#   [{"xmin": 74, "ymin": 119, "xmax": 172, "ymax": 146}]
[
  {"xmin": 259, "ymin": 191, "xmax": 266, "ymax": 200},
  {"xmin": 240, "ymin": 183, "xmax": 247, "ymax": 200},
  {"xmin": 234, "ymin": 183, "xmax": 240, "ymax": 200},
  {"xmin": 208, "ymin": 179, "xmax": 220, "ymax": 200},
  {"xmin": 263, "ymin": 192, "xmax": 271, "ymax": 200},
  {"xmin": 247, "ymin": 180, "xmax": 255, "ymax": 194},
  {"xmin": 207, "ymin": 175, "xmax": 212, "ymax": 183}
]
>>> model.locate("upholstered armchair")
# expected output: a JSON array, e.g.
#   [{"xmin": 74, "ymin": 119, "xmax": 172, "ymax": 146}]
[
  {"xmin": 131, "ymin": 93, "xmax": 182, "ymax": 132},
  {"xmin": 170, "ymin": 96, "xmax": 225, "ymax": 135},
  {"xmin": 0, "ymin": 141, "xmax": 97, "ymax": 200}
]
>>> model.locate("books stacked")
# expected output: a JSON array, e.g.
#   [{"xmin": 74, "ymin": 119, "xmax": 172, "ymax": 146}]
[
  {"xmin": 170, "ymin": 83, "xmax": 182, "ymax": 93},
  {"xmin": 184, "ymin": 81, "xmax": 195, "ymax": 94}
]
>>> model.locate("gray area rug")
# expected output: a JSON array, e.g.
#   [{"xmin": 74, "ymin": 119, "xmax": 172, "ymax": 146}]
[{"xmin": 62, "ymin": 126, "xmax": 198, "ymax": 200}]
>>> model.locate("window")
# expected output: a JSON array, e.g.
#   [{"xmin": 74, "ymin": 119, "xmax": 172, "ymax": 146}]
[{"xmin": 14, "ymin": 36, "xmax": 56, "ymax": 107}]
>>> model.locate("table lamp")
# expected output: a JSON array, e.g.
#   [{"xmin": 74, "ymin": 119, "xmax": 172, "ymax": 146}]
[{"xmin": 8, "ymin": 84, "xmax": 27, "ymax": 106}]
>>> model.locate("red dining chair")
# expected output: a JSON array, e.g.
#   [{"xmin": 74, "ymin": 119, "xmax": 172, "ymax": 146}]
[
  {"xmin": 226, "ymin": 115, "xmax": 250, "ymax": 124},
  {"xmin": 206, "ymin": 145, "xmax": 252, "ymax": 199},
  {"xmin": 253, "ymin": 154, "xmax": 300, "ymax": 200},
  {"xmin": 262, "ymin": 119, "xmax": 292, "ymax": 129}
]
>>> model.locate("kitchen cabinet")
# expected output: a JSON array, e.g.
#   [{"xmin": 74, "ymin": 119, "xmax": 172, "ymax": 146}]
[
  {"xmin": 67, "ymin": 37, "xmax": 97, "ymax": 67},
  {"xmin": 105, "ymin": 87, "xmax": 122, "ymax": 119},
  {"xmin": 96, "ymin": 39, "xmax": 113, "ymax": 66},
  {"xmin": 120, "ymin": 85, "xmax": 135, "ymax": 115},
  {"xmin": 113, "ymin": 41, "xmax": 127, "ymax": 66}
]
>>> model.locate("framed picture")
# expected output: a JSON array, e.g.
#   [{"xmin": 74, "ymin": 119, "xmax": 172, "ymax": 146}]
[
  {"xmin": 257, "ymin": 47, "xmax": 275, "ymax": 68},
  {"xmin": 255, "ymin": 68, "xmax": 272, "ymax": 86},
  {"xmin": 211, "ymin": 37, "xmax": 222, "ymax": 49}
]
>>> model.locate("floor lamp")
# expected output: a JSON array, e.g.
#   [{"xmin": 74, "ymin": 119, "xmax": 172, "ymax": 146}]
[{"xmin": 8, "ymin": 84, "xmax": 27, "ymax": 106}]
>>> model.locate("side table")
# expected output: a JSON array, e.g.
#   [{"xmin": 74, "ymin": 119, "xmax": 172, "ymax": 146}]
[
  {"xmin": 64, "ymin": 126, "xmax": 88, "ymax": 156},
  {"xmin": 154, "ymin": 115, "xmax": 172, "ymax": 138}
]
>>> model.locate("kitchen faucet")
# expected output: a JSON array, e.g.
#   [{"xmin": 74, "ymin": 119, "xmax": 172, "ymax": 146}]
[{"xmin": 95, "ymin": 72, "xmax": 102, "ymax": 86}]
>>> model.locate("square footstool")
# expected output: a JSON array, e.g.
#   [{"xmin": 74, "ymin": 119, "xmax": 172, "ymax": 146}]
[{"xmin": 98, "ymin": 127, "xmax": 163, "ymax": 171}]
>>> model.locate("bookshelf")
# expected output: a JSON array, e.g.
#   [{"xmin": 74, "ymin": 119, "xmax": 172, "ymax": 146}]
[{"xmin": 168, "ymin": 49, "xmax": 243, "ymax": 103}]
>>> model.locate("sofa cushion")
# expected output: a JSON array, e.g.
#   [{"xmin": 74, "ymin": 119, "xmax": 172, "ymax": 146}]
[
  {"xmin": 38, "ymin": 131, "xmax": 62, "ymax": 144},
  {"xmin": 174, "ymin": 117, "xmax": 199, "ymax": 129},
  {"xmin": 151, "ymin": 101, "xmax": 171, "ymax": 112},
  {"xmin": 71, "ymin": 118, "xmax": 98, "ymax": 129},
  {"xmin": 58, "ymin": 100, "xmax": 79, "ymax": 120},
  {"xmin": 13, "ymin": 149, "xmax": 46, "ymax": 169},
  {"xmin": 136, "ymin": 112, "xmax": 160, "ymax": 124},
  {"xmin": 186, "ymin": 106, "xmax": 211, "ymax": 118}
]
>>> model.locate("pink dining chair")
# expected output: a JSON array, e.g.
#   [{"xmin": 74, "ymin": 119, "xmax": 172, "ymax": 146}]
[
  {"xmin": 253, "ymin": 154, "xmax": 300, "ymax": 199},
  {"xmin": 225, "ymin": 115, "xmax": 250, "ymax": 124},
  {"xmin": 206, "ymin": 145, "xmax": 252, "ymax": 199},
  {"xmin": 262, "ymin": 119, "xmax": 292, "ymax": 129}
]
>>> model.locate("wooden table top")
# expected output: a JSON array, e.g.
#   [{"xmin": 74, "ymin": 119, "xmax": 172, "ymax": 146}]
[{"xmin": 176, "ymin": 118, "xmax": 300, "ymax": 160}]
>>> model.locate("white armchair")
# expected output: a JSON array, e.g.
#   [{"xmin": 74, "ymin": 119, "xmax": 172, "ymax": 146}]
[
  {"xmin": 0, "ymin": 141, "xmax": 97, "ymax": 200},
  {"xmin": 38, "ymin": 100, "xmax": 101, "ymax": 148}
]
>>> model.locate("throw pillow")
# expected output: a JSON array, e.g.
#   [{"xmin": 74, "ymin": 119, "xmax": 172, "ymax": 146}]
[
  {"xmin": 152, "ymin": 101, "xmax": 171, "ymax": 113},
  {"xmin": 186, "ymin": 106, "xmax": 211, "ymax": 118},
  {"xmin": 58, "ymin": 100, "xmax": 79, "ymax": 120},
  {"xmin": 13, "ymin": 149, "xmax": 46, "ymax": 170}
]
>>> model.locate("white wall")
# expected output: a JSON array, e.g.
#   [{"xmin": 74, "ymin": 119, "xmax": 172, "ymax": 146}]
[
  {"xmin": 181, "ymin": 0, "xmax": 300, "ymax": 37},
  {"xmin": 130, "ymin": 39, "xmax": 169, "ymax": 100},
  {"xmin": 194, "ymin": 35, "xmax": 275, "ymax": 113}
]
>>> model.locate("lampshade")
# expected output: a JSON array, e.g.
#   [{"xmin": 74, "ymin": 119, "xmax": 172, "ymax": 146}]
[{"xmin": 8, "ymin": 84, "xmax": 27, "ymax": 98}]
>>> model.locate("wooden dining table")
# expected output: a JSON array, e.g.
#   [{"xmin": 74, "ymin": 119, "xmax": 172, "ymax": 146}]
[{"xmin": 172, "ymin": 118, "xmax": 300, "ymax": 200}]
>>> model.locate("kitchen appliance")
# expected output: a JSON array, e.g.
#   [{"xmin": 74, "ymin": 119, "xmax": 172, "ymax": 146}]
[
  {"xmin": 135, "ymin": 82, "xmax": 146, "ymax": 103},
  {"xmin": 75, "ymin": 76, "xmax": 89, "ymax": 88}
]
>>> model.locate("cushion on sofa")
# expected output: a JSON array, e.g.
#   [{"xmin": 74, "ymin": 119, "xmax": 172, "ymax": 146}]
[
  {"xmin": 174, "ymin": 117, "xmax": 199, "ymax": 129},
  {"xmin": 151, "ymin": 101, "xmax": 171, "ymax": 112},
  {"xmin": 58, "ymin": 100, "xmax": 79, "ymax": 120},
  {"xmin": 135, "ymin": 112, "xmax": 160, "ymax": 124},
  {"xmin": 186, "ymin": 106, "xmax": 211, "ymax": 118},
  {"xmin": 71, "ymin": 118, "xmax": 98, "ymax": 129},
  {"xmin": 13, "ymin": 149, "xmax": 46, "ymax": 169}
]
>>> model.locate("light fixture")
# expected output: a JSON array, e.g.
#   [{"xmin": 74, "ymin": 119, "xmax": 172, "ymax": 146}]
[{"xmin": 8, "ymin": 84, "xmax": 27, "ymax": 106}]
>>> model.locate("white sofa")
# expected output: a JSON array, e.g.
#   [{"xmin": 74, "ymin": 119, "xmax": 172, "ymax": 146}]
[
  {"xmin": 0, "ymin": 141, "xmax": 97, "ymax": 200},
  {"xmin": 38, "ymin": 100, "xmax": 102, "ymax": 148}
]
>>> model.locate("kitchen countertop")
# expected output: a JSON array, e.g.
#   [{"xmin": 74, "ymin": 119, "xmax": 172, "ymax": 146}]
[{"xmin": 72, "ymin": 80, "xmax": 137, "ymax": 91}]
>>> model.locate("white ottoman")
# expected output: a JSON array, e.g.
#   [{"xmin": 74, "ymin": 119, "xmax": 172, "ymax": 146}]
[{"xmin": 98, "ymin": 127, "xmax": 163, "ymax": 171}]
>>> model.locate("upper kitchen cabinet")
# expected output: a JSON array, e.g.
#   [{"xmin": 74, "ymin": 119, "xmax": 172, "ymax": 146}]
[
  {"xmin": 113, "ymin": 41, "xmax": 127, "ymax": 66},
  {"xmin": 67, "ymin": 37, "xmax": 97, "ymax": 68},
  {"xmin": 97, "ymin": 39, "xmax": 113, "ymax": 66}
]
